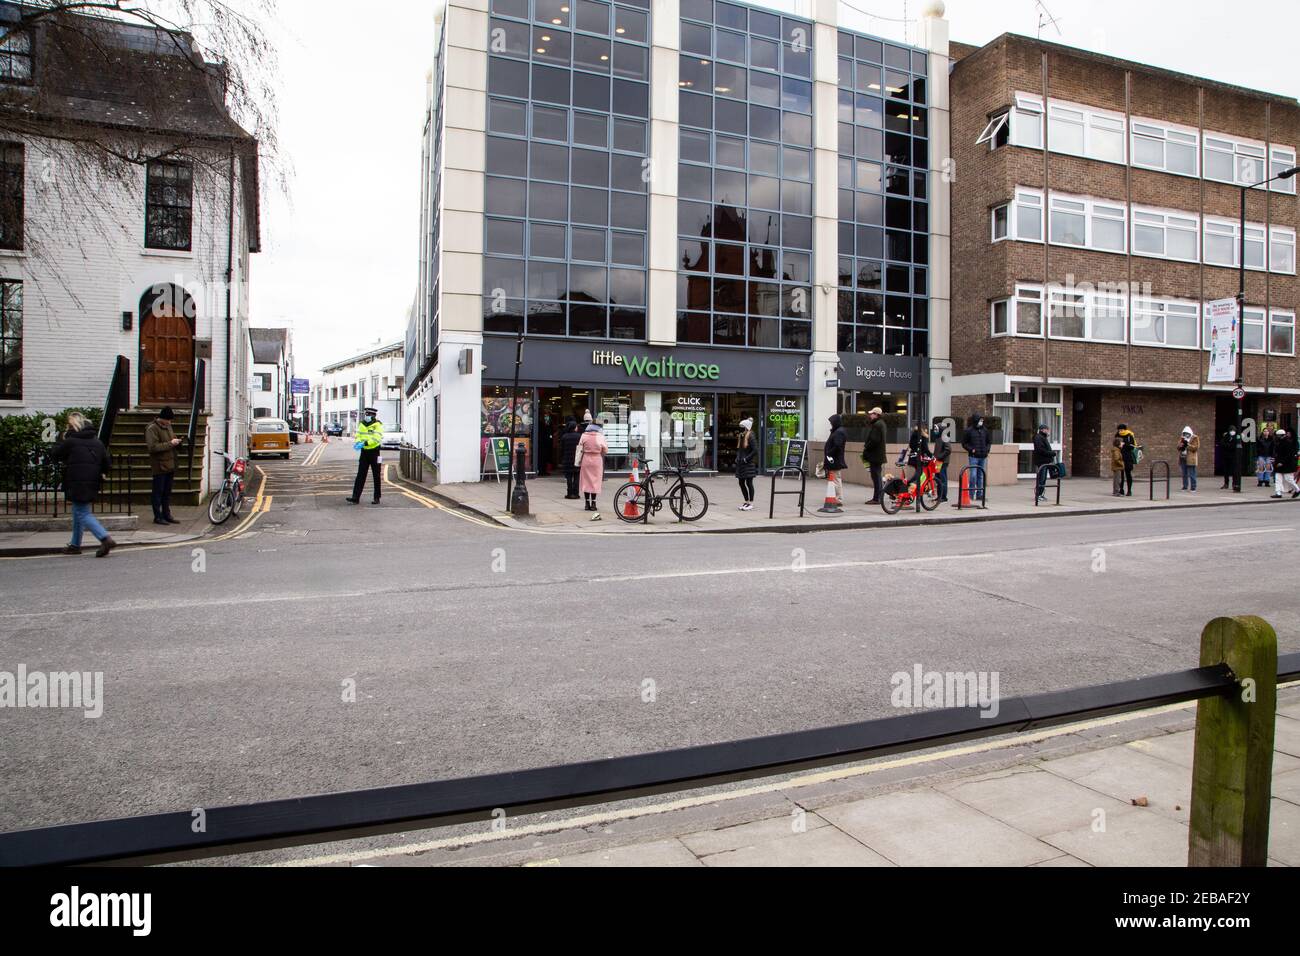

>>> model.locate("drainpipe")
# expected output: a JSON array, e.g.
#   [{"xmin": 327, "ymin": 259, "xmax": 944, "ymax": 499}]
[{"xmin": 224, "ymin": 144, "xmax": 235, "ymax": 458}]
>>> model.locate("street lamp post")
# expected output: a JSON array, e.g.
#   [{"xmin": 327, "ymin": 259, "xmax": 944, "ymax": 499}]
[{"xmin": 1235, "ymin": 164, "xmax": 1298, "ymax": 488}]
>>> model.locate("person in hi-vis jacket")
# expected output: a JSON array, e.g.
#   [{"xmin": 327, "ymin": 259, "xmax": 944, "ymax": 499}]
[{"xmin": 347, "ymin": 407, "xmax": 384, "ymax": 504}]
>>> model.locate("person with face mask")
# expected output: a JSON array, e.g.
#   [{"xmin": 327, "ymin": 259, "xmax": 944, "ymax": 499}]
[
  {"xmin": 1221, "ymin": 425, "xmax": 1244, "ymax": 492},
  {"xmin": 1270, "ymin": 428, "xmax": 1299, "ymax": 499},
  {"xmin": 346, "ymin": 407, "xmax": 384, "ymax": 505},
  {"xmin": 735, "ymin": 417, "xmax": 758, "ymax": 511},
  {"xmin": 930, "ymin": 422, "xmax": 951, "ymax": 503},
  {"xmin": 961, "ymin": 414, "xmax": 992, "ymax": 501}
]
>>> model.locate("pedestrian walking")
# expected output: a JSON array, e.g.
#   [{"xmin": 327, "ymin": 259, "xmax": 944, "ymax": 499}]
[
  {"xmin": 961, "ymin": 414, "xmax": 992, "ymax": 500},
  {"xmin": 1116, "ymin": 423, "xmax": 1138, "ymax": 496},
  {"xmin": 1270, "ymin": 428, "xmax": 1300, "ymax": 499},
  {"xmin": 860, "ymin": 406, "xmax": 887, "ymax": 504},
  {"xmin": 735, "ymin": 417, "xmax": 758, "ymax": 511},
  {"xmin": 1220, "ymin": 426, "xmax": 1244, "ymax": 492},
  {"xmin": 818, "ymin": 413, "xmax": 847, "ymax": 514},
  {"xmin": 346, "ymin": 406, "xmax": 384, "ymax": 504},
  {"xmin": 49, "ymin": 413, "xmax": 117, "ymax": 557},
  {"xmin": 559, "ymin": 417, "xmax": 581, "ymax": 500},
  {"xmin": 1110, "ymin": 437, "xmax": 1125, "ymax": 496},
  {"xmin": 1032, "ymin": 422, "xmax": 1056, "ymax": 503},
  {"xmin": 1256, "ymin": 425, "xmax": 1276, "ymax": 487},
  {"xmin": 930, "ymin": 422, "xmax": 951, "ymax": 502},
  {"xmin": 145, "ymin": 406, "xmax": 183, "ymax": 525},
  {"xmin": 1177, "ymin": 426, "xmax": 1199, "ymax": 492},
  {"xmin": 577, "ymin": 418, "xmax": 608, "ymax": 519}
]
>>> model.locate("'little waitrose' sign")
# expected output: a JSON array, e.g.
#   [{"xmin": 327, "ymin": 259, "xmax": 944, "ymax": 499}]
[{"xmin": 591, "ymin": 349, "xmax": 721, "ymax": 381}]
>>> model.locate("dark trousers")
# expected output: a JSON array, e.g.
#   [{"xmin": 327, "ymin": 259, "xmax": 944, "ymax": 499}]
[
  {"xmin": 1122, "ymin": 465, "xmax": 1134, "ymax": 495},
  {"xmin": 564, "ymin": 469, "xmax": 579, "ymax": 497},
  {"xmin": 738, "ymin": 476, "xmax": 755, "ymax": 502},
  {"xmin": 868, "ymin": 462, "xmax": 883, "ymax": 501},
  {"xmin": 935, "ymin": 463, "xmax": 948, "ymax": 501},
  {"xmin": 151, "ymin": 471, "xmax": 175, "ymax": 519},
  {"xmin": 353, "ymin": 449, "xmax": 381, "ymax": 501}
]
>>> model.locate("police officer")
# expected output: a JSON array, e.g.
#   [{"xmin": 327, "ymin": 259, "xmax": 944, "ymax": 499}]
[{"xmin": 346, "ymin": 407, "xmax": 384, "ymax": 504}]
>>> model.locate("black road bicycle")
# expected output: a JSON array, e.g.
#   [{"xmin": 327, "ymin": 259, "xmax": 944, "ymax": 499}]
[{"xmin": 612, "ymin": 455, "xmax": 709, "ymax": 523}]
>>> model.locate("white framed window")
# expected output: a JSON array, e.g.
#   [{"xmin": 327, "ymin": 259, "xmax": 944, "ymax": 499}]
[
  {"xmin": 1271, "ymin": 146, "xmax": 1297, "ymax": 194},
  {"xmin": 1014, "ymin": 188, "xmax": 1043, "ymax": 241},
  {"xmin": 1131, "ymin": 207, "xmax": 1199, "ymax": 262},
  {"xmin": 1270, "ymin": 309, "xmax": 1296, "ymax": 356},
  {"xmin": 1203, "ymin": 132, "xmax": 1267, "ymax": 186},
  {"xmin": 1048, "ymin": 192, "xmax": 1126, "ymax": 253},
  {"xmin": 976, "ymin": 112, "xmax": 1010, "ymax": 149},
  {"xmin": 1204, "ymin": 217, "xmax": 1268, "ymax": 271},
  {"xmin": 1270, "ymin": 226, "xmax": 1296, "ymax": 275},
  {"xmin": 1201, "ymin": 304, "xmax": 1265, "ymax": 354},
  {"xmin": 991, "ymin": 203, "xmax": 1009, "ymax": 241},
  {"xmin": 1007, "ymin": 283, "xmax": 1044, "ymax": 336},
  {"xmin": 1011, "ymin": 93, "xmax": 1043, "ymax": 149},
  {"xmin": 1132, "ymin": 297, "xmax": 1199, "ymax": 349},
  {"xmin": 1046, "ymin": 99, "xmax": 1126, "ymax": 164},
  {"xmin": 991, "ymin": 298, "xmax": 1009, "ymax": 335},
  {"xmin": 1130, "ymin": 119, "xmax": 1198, "ymax": 177},
  {"xmin": 1046, "ymin": 285, "xmax": 1127, "ymax": 343}
]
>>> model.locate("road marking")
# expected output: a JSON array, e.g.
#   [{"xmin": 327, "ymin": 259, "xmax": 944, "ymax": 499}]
[
  {"xmin": 1092, "ymin": 527, "xmax": 1291, "ymax": 548},
  {"xmin": 278, "ymin": 690, "xmax": 1300, "ymax": 868}
]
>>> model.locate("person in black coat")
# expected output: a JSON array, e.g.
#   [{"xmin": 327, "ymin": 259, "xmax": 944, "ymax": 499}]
[
  {"xmin": 1220, "ymin": 426, "xmax": 1244, "ymax": 492},
  {"xmin": 860, "ymin": 406, "xmax": 887, "ymax": 504},
  {"xmin": 735, "ymin": 417, "xmax": 759, "ymax": 511},
  {"xmin": 48, "ymin": 413, "xmax": 117, "ymax": 557},
  {"xmin": 961, "ymin": 415, "xmax": 993, "ymax": 498},
  {"xmin": 1270, "ymin": 428, "xmax": 1299, "ymax": 498},
  {"xmin": 901, "ymin": 422, "xmax": 931, "ymax": 488},
  {"xmin": 559, "ymin": 418, "xmax": 582, "ymax": 499},
  {"xmin": 818, "ymin": 414, "xmax": 848, "ymax": 513},
  {"xmin": 930, "ymin": 423, "xmax": 952, "ymax": 502},
  {"xmin": 1032, "ymin": 423, "xmax": 1057, "ymax": 502},
  {"xmin": 1256, "ymin": 426, "xmax": 1277, "ymax": 487}
]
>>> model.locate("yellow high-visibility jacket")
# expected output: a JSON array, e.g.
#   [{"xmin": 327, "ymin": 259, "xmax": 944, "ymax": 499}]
[{"xmin": 356, "ymin": 419, "xmax": 384, "ymax": 451}]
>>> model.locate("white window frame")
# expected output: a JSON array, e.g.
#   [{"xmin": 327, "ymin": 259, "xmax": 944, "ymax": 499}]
[
  {"xmin": 1010, "ymin": 93, "xmax": 1043, "ymax": 149},
  {"xmin": 1204, "ymin": 216, "xmax": 1269, "ymax": 271},
  {"xmin": 990, "ymin": 297, "xmax": 1010, "ymax": 336},
  {"xmin": 991, "ymin": 202, "xmax": 1009, "ymax": 241},
  {"xmin": 1002, "ymin": 283, "xmax": 1044, "ymax": 337},
  {"xmin": 1013, "ymin": 188, "xmax": 1043, "ymax": 242},
  {"xmin": 1048, "ymin": 192, "xmax": 1127, "ymax": 254},
  {"xmin": 1045, "ymin": 284, "xmax": 1128, "ymax": 344},
  {"xmin": 1205, "ymin": 305, "xmax": 1267, "ymax": 354},
  {"xmin": 1270, "ymin": 309, "xmax": 1296, "ymax": 356},
  {"xmin": 1129, "ymin": 118, "xmax": 1199, "ymax": 177},
  {"xmin": 1270, "ymin": 226, "xmax": 1296, "ymax": 275},
  {"xmin": 1270, "ymin": 146, "xmax": 1297, "ymax": 194},
  {"xmin": 1203, "ymin": 132, "xmax": 1267, "ymax": 187},
  {"xmin": 1131, "ymin": 296, "xmax": 1200, "ymax": 350},
  {"xmin": 1045, "ymin": 98, "xmax": 1127, "ymax": 164},
  {"xmin": 1130, "ymin": 206, "xmax": 1200, "ymax": 263},
  {"xmin": 976, "ymin": 111, "xmax": 1009, "ymax": 149}
]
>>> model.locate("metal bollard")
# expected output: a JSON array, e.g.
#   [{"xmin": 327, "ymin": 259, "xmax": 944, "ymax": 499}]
[{"xmin": 510, "ymin": 443, "xmax": 530, "ymax": 516}]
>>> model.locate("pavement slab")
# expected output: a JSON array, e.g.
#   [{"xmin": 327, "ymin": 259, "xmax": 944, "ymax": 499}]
[
  {"xmin": 938, "ymin": 765, "xmax": 1132, "ymax": 838},
  {"xmin": 1041, "ymin": 806, "xmax": 1190, "ymax": 867},
  {"xmin": 1037, "ymin": 746, "xmax": 1194, "ymax": 823},
  {"xmin": 699, "ymin": 824, "xmax": 894, "ymax": 867}
]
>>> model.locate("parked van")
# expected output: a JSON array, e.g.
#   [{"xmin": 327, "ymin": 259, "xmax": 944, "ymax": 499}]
[{"xmin": 249, "ymin": 417, "xmax": 291, "ymax": 459}]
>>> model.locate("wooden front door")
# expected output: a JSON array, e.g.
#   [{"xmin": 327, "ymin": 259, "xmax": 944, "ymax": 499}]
[{"xmin": 139, "ymin": 306, "xmax": 193, "ymax": 405}]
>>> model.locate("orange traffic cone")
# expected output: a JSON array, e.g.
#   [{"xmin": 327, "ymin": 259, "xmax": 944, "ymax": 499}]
[
  {"xmin": 623, "ymin": 456, "xmax": 643, "ymax": 518},
  {"xmin": 959, "ymin": 469, "xmax": 971, "ymax": 507}
]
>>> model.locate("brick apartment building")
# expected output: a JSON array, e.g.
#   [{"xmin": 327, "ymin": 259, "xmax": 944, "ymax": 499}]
[{"xmin": 946, "ymin": 34, "xmax": 1298, "ymax": 478}]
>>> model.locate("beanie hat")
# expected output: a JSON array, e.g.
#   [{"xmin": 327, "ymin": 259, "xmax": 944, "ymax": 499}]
[
  {"xmin": 159, "ymin": 406, "xmax": 174, "ymax": 420},
  {"xmin": 739, "ymin": 418, "xmax": 754, "ymax": 431}
]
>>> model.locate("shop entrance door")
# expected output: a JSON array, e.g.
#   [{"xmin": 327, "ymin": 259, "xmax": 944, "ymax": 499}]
[
  {"xmin": 537, "ymin": 387, "xmax": 588, "ymax": 476},
  {"xmin": 717, "ymin": 394, "xmax": 761, "ymax": 473}
]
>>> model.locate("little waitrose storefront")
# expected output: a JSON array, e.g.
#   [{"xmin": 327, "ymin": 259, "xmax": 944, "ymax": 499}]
[{"xmin": 479, "ymin": 338, "xmax": 810, "ymax": 477}]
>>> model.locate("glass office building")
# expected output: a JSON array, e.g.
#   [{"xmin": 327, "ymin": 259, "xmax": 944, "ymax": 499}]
[{"xmin": 406, "ymin": 0, "xmax": 944, "ymax": 483}]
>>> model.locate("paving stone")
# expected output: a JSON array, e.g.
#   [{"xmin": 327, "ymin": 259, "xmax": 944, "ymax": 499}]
[
  {"xmin": 680, "ymin": 809, "xmax": 828, "ymax": 857},
  {"xmin": 701, "ymin": 825, "xmax": 893, "ymax": 867},
  {"xmin": 818, "ymin": 788, "xmax": 1059, "ymax": 866},
  {"xmin": 1274, "ymin": 768, "xmax": 1300, "ymax": 807},
  {"xmin": 537, "ymin": 838, "xmax": 702, "ymax": 867},
  {"xmin": 1042, "ymin": 806, "xmax": 1189, "ymax": 867},
  {"xmin": 1038, "ymin": 745, "xmax": 1192, "ymax": 823},
  {"xmin": 941, "ymin": 765, "xmax": 1130, "ymax": 838},
  {"xmin": 1032, "ymin": 854, "xmax": 1091, "ymax": 866},
  {"xmin": 1275, "ymin": 714, "xmax": 1300, "ymax": 759},
  {"xmin": 1269, "ymin": 798, "xmax": 1300, "ymax": 867}
]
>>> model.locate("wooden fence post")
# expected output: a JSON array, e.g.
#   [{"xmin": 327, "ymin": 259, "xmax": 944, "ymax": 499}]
[{"xmin": 1188, "ymin": 615, "xmax": 1277, "ymax": 866}]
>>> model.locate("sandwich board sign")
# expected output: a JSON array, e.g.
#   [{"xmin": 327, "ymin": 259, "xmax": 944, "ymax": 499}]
[{"xmin": 482, "ymin": 436, "xmax": 514, "ymax": 481}]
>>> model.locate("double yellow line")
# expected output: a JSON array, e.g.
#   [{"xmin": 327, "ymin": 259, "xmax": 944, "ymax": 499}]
[{"xmin": 300, "ymin": 441, "xmax": 327, "ymax": 469}]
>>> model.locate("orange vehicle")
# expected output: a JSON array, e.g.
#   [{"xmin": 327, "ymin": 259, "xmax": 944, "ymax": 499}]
[
  {"xmin": 249, "ymin": 417, "xmax": 291, "ymax": 459},
  {"xmin": 880, "ymin": 455, "xmax": 940, "ymax": 514}
]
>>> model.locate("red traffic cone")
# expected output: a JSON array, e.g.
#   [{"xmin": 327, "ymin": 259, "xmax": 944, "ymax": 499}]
[
  {"xmin": 623, "ymin": 457, "xmax": 643, "ymax": 518},
  {"xmin": 960, "ymin": 469, "xmax": 971, "ymax": 507}
]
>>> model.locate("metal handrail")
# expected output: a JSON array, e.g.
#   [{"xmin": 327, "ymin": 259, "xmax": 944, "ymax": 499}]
[
  {"xmin": 1035, "ymin": 463, "xmax": 1062, "ymax": 506},
  {"xmin": 768, "ymin": 464, "xmax": 807, "ymax": 518},
  {"xmin": 5, "ymin": 651, "xmax": 1295, "ymax": 867},
  {"xmin": 1149, "ymin": 460, "xmax": 1171, "ymax": 501},
  {"xmin": 186, "ymin": 358, "xmax": 207, "ymax": 486},
  {"xmin": 955, "ymin": 464, "xmax": 987, "ymax": 510}
]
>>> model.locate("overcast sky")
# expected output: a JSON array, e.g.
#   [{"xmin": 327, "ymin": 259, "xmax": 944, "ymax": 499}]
[{"xmin": 249, "ymin": 0, "xmax": 1300, "ymax": 380}]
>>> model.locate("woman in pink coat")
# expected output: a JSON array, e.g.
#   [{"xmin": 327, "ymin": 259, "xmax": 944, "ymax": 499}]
[{"xmin": 577, "ymin": 420, "xmax": 608, "ymax": 520}]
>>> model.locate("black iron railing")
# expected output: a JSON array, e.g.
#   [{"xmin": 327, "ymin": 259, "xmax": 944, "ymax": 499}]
[
  {"xmin": 0, "ymin": 450, "xmax": 132, "ymax": 518},
  {"xmin": 1150, "ymin": 460, "xmax": 1171, "ymax": 501}
]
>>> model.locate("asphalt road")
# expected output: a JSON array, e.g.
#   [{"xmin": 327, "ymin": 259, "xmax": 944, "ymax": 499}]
[{"xmin": 2, "ymin": 438, "xmax": 1297, "ymax": 845}]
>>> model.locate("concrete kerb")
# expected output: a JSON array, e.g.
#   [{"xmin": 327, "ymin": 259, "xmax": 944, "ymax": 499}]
[{"xmin": 410, "ymin": 481, "xmax": 1292, "ymax": 536}]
